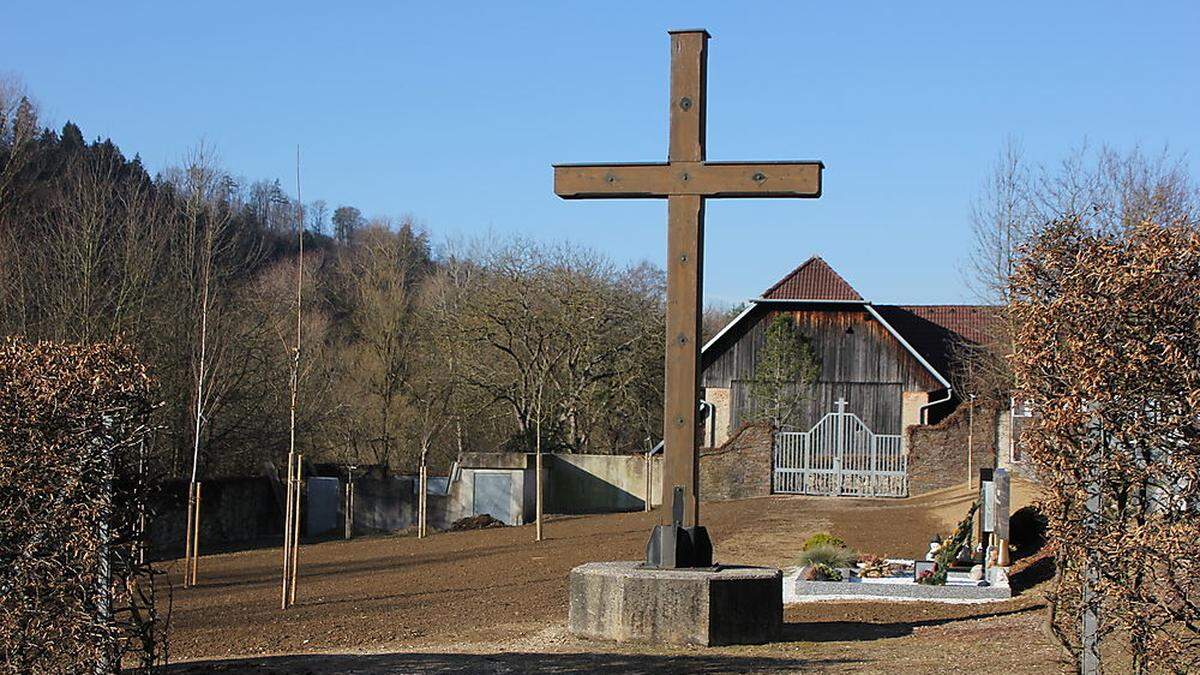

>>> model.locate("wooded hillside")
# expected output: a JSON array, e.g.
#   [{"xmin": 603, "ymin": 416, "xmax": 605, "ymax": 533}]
[{"xmin": 0, "ymin": 87, "xmax": 666, "ymax": 481}]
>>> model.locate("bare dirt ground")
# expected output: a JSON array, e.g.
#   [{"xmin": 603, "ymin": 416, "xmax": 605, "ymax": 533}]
[{"xmin": 163, "ymin": 482, "xmax": 1063, "ymax": 673}]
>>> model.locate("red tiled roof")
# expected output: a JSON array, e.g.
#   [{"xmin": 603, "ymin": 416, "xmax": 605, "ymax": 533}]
[
  {"xmin": 893, "ymin": 305, "xmax": 1001, "ymax": 346},
  {"xmin": 873, "ymin": 305, "xmax": 1002, "ymax": 382},
  {"xmin": 761, "ymin": 256, "xmax": 864, "ymax": 301}
]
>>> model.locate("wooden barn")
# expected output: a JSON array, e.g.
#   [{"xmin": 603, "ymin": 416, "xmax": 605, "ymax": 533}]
[{"xmin": 701, "ymin": 256, "xmax": 997, "ymax": 496}]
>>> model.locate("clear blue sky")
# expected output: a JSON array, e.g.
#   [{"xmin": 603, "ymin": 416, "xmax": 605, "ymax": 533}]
[{"xmin": 4, "ymin": 2, "xmax": 1197, "ymax": 304}]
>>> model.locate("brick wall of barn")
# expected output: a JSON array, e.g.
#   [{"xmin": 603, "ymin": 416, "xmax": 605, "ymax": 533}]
[
  {"xmin": 906, "ymin": 404, "xmax": 1000, "ymax": 494},
  {"xmin": 699, "ymin": 422, "xmax": 775, "ymax": 501}
]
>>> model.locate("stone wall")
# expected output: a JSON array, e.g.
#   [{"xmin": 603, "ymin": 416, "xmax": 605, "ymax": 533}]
[
  {"xmin": 150, "ymin": 477, "xmax": 282, "ymax": 554},
  {"xmin": 906, "ymin": 404, "xmax": 999, "ymax": 495},
  {"xmin": 545, "ymin": 453, "xmax": 662, "ymax": 514},
  {"xmin": 699, "ymin": 423, "xmax": 774, "ymax": 501}
]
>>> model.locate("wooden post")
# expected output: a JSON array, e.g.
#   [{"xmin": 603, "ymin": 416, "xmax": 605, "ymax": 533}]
[
  {"xmin": 663, "ymin": 193, "xmax": 705, "ymax": 527},
  {"xmin": 535, "ymin": 448, "xmax": 544, "ymax": 540},
  {"xmin": 418, "ymin": 464, "xmax": 427, "ymax": 538},
  {"xmin": 289, "ymin": 454, "xmax": 302, "ymax": 606},
  {"xmin": 535, "ymin": 390, "xmax": 544, "ymax": 541},
  {"xmin": 281, "ymin": 452, "xmax": 293, "ymax": 609},
  {"xmin": 660, "ymin": 29, "xmax": 707, "ymax": 528},
  {"xmin": 644, "ymin": 448, "xmax": 652, "ymax": 512},
  {"xmin": 967, "ymin": 393, "xmax": 975, "ymax": 488},
  {"xmin": 183, "ymin": 481, "xmax": 194, "ymax": 588},
  {"xmin": 344, "ymin": 469, "xmax": 353, "ymax": 540},
  {"xmin": 190, "ymin": 481, "xmax": 201, "ymax": 586}
]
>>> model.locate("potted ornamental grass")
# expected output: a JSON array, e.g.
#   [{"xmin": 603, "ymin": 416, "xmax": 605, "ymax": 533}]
[{"xmin": 797, "ymin": 533, "xmax": 857, "ymax": 582}]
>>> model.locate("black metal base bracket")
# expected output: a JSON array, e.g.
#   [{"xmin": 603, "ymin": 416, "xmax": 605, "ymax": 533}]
[{"xmin": 645, "ymin": 523, "xmax": 713, "ymax": 568}]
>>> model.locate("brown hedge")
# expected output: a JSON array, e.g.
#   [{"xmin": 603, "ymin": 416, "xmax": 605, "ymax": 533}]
[
  {"xmin": 1010, "ymin": 218, "xmax": 1200, "ymax": 673},
  {"xmin": 0, "ymin": 338, "xmax": 161, "ymax": 673}
]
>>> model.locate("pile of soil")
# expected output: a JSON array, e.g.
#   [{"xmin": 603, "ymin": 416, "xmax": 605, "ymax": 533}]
[{"xmin": 448, "ymin": 513, "xmax": 507, "ymax": 531}]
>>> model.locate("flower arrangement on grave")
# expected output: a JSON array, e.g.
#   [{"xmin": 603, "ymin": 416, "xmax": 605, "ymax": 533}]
[
  {"xmin": 803, "ymin": 562, "xmax": 843, "ymax": 582},
  {"xmin": 857, "ymin": 554, "xmax": 899, "ymax": 578},
  {"xmin": 916, "ymin": 501, "xmax": 979, "ymax": 586}
]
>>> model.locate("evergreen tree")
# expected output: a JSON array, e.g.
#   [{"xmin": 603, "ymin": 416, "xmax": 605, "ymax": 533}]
[
  {"xmin": 332, "ymin": 205, "xmax": 363, "ymax": 244},
  {"xmin": 746, "ymin": 314, "xmax": 820, "ymax": 429},
  {"xmin": 60, "ymin": 121, "xmax": 84, "ymax": 151}
]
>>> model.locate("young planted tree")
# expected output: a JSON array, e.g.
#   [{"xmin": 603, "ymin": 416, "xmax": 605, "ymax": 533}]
[
  {"xmin": 174, "ymin": 145, "xmax": 239, "ymax": 586},
  {"xmin": 405, "ymin": 278, "xmax": 462, "ymax": 538},
  {"xmin": 746, "ymin": 314, "xmax": 820, "ymax": 430}
]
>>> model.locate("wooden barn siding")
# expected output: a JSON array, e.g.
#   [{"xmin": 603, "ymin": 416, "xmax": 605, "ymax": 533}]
[
  {"xmin": 729, "ymin": 381, "xmax": 905, "ymax": 434},
  {"xmin": 702, "ymin": 306, "xmax": 939, "ymax": 434}
]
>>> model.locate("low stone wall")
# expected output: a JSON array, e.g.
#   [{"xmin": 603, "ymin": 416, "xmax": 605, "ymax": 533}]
[
  {"xmin": 906, "ymin": 405, "xmax": 999, "ymax": 495},
  {"xmin": 699, "ymin": 423, "xmax": 774, "ymax": 501},
  {"xmin": 352, "ymin": 476, "xmax": 417, "ymax": 532},
  {"xmin": 545, "ymin": 453, "xmax": 662, "ymax": 514},
  {"xmin": 150, "ymin": 477, "xmax": 282, "ymax": 554}
]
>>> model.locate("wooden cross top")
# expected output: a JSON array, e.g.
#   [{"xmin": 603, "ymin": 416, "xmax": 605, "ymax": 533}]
[{"xmin": 554, "ymin": 29, "xmax": 824, "ymax": 557}]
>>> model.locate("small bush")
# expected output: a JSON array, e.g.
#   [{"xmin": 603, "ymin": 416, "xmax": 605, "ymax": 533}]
[
  {"xmin": 802, "ymin": 532, "xmax": 846, "ymax": 551},
  {"xmin": 798, "ymin": 543, "xmax": 856, "ymax": 569}
]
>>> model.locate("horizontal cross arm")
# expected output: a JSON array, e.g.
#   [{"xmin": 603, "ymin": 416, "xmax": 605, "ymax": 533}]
[{"xmin": 554, "ymin": 161, "xmax": 823, "ymax": 199}]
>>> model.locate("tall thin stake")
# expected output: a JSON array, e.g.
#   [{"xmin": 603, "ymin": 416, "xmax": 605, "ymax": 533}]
[
  {"xmin": 183, "ymin": 482, "xmax": 194, "ymax": 588},
  {"xmin": 281, "ymin": 146, "xmax": 306, "ymax": 609},
  {"xmin": 644, "ymin": 438, "xmax": 653, "ymax": 512},
  {"xmin": 967, "ymin": 393, "xmax": 976, "ymax": 488},
  {"xmin": 190, "ymin": 482, "xmax": 202, "ymax": 585},
  {"xmin": 535, "ymin": 381, "xmax": 544, "ymax": 542},
  {"xmin": 289, "ymin": 453, "xmax": 302, "ymax": 605},
  {"xmin": 281, "ymin": 451, "xmax": 293, "ymax": 609},
  {"xmin": 344, "ymin": 466, "xmax": 354, "ymax": 540},
  {"xmin": 417, "ymin": 464, "xmax": 427, "ymax": 538}
]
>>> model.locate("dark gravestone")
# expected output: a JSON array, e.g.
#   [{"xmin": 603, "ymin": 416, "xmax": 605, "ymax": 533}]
[{"xmin": 994, "ymin": 468, "xmax": 1011, "ymax": 541}]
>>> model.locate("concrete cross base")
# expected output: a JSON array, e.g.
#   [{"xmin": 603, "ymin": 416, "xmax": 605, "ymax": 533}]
[{"xmin": 568, "ymin": 561, "xmax": 782, "ymax": 646}]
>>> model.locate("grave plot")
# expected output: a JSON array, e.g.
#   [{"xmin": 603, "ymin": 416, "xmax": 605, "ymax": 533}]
[
  {"xmin": 785, "ymin": 469, "xmax": 1017, "ymax": 604},
  {"xmin": 785, "ymin": 564, "xmax": 1011, "ymax": 604}
]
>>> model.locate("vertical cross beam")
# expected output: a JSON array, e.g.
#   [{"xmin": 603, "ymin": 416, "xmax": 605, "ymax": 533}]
[{"xmin": 662, "ymin": 30, "xmax": 708, "ymax": 528}]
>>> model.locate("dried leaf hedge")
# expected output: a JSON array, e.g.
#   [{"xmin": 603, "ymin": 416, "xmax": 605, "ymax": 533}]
[
  {"xmin": 0, "ymin": 338, "xmax": 162, "ymax": 673},
  {"xmin": 1010, "ymin": 218, "xmax": 1200, "ymax": 673}
]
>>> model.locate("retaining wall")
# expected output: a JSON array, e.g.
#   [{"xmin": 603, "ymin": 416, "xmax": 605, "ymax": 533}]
[
  {"xmin": 545, "ymin": 453, "xmax": 662, "ymax": 514},
  {"xmin": 149, "ymin": 477, "xmax": 282, "ymax": 554},
  {"xmin": 699, "ymin": 423, "xmax": 775, "ymax": 501},
  {"xmin": 906, "ymin": 404, "xmax": 999, "ymax": 495}
]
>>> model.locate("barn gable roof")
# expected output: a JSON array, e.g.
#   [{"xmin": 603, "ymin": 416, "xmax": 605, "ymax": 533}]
[
  {"xmin": 702, "ymin": 258, "xmax": 1001, "ymax": 392},
  {"xmin": 891, "ymin": 305, "xmax": 999, "ymax": 346},
  {"xmin": 761, "ymin": 256, "xmax": 864, "ymax": 301}
]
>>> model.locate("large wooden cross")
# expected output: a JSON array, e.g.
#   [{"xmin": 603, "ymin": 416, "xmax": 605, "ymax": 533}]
[{"xmin": 554, "ymin": 29, "xmax": 823, "ymax": 564}]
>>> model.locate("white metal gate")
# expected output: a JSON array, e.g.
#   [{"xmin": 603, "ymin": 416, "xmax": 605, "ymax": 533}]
[{"xmin": 773, "ymin": 399, "xmax": 907, "ymax": 497}]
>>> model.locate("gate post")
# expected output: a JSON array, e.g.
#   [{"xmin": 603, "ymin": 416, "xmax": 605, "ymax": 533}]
[
  {"xmin": 834, "ymin": 398, "xmax": 847, "ymax": 495},
  {"xmin": 870, "ymin": 436, "xmax": 878, "ymax": 497}
]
